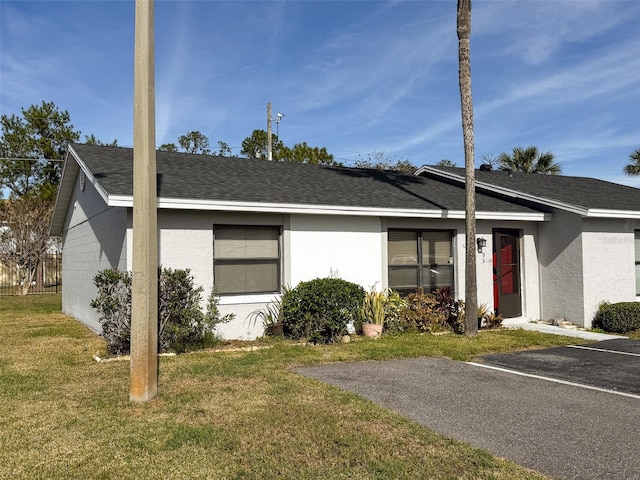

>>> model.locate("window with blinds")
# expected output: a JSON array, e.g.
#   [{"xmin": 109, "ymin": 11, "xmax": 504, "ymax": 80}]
[
  {"xmin": 213, "ymin": 226, "xmax": 281, "ymax": 295},
  {"xmin": 388, "ymin": 229, "xmax": 454, "ymax": 295}
]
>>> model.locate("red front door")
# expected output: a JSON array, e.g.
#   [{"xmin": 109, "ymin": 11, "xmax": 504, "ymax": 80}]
[{"xmin": 493, "ymin": 229, "xmax": 522, "ymax": 318}]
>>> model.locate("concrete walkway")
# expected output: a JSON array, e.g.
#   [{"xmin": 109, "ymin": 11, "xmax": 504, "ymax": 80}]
[{"xmin": 502, "ymin": 318, "xmax": 627, "ymax": 341}]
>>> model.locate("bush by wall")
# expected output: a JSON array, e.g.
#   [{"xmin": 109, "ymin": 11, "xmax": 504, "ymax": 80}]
[
  {"xmin": 593, "ymin": 302, "xmax": 640, "ymax": 334},
  {"xmin": 392, "ymin": 288, "xmax": 463, "ymax": 333},
  {"xmin": 280, "ymin": 277, "xmax": 365, "ymax": 344},
  {"xmin": 90, "ymin": 267, "xmax": 233, "ymax": 354},
  {"xmin": 90, "ymin": 269, "xmax": 132, "ymax": 355}
]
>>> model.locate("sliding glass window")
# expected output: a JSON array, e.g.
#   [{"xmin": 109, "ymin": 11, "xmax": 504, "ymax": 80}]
[{"xmin": 388, "ymin": 229, "xmax": 454, "ymax": 295}]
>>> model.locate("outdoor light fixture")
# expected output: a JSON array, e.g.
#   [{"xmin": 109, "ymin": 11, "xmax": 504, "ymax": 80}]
[{"xmin": 477, "ymin": 237, "xmax": 487, "ymax": 253}]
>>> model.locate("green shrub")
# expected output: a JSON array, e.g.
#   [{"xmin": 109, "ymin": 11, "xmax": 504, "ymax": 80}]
[
  {"xmin": 281, "ymin": 278, "xmax": 365, "ymax": 344},
  {"xmin": 91, "ymin": 267, "xmax": 234, "ymax": 354},
  {"xmin": 393, "ymin": 288, "xmax": 463, "ymax": 334},
  {"xmin": 434, "ymin": 287, "xmax": 464, "ymax": 333},
  {"xmin": 593, "ymin": 301, "xmax": 640, "ymax": 333},
  {"xmin": 90, "ymin": 269, "xmax": 131, "ymax": 355},
  {"xmin": 382, "ymin": 289, "xmax": 407, "ymax": 333},
  {"xmin": 397, "ymin": 289, "xmax": 446, "ymax": 333}
]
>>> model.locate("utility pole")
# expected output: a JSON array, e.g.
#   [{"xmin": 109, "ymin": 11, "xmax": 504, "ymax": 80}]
[
  {"xmin": 267, "ymin": 102, "xmax": 273, "ymax": 161},
  {"xmin": 130, "ymin": 0, "xmax": 158, "ymax": 401}
]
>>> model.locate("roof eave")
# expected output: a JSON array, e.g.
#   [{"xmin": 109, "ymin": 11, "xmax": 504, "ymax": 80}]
[
  {"xmin": 586, "ymin": 209, "xmax": 640, "ymax": 219},
  {"xmin": 49, "ymin": 145, "xmax": 113, "ymax": 236},
  {"xmin": 108, "ymin": 195, "xmax": 548, "ymax": 221},
  {"xmin": 415, "ymin": 165, "xmax": 589, "ymax": 215},
  {"xmin": 49, "ymin": 149, "xmax": 78, "ymax": 236}
]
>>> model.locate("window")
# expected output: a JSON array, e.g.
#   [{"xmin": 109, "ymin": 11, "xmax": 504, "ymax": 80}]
[
  {"xmin": 635, "ymin": 231, "xmax": 640, "ymax": 296},
  {"xmin": 388, "ymin": 229, "xmax": 454, "ymax": 295},
  {"xmin": 213, "ymin": 226, "xmax": 281, "ymax": 295}
]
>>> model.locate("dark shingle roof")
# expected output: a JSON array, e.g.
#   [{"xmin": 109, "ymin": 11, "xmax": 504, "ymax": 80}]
[
  {"xmin": 69, "ymin": 143, "xmax": 541, "ymax": 214},
  {"xmin": 424, "ymin": 166, "xmax": 640, "ymax": 212}
]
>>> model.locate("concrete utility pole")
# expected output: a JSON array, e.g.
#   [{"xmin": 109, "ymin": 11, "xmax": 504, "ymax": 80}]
[
  {"xmin": 267, "ymin": 102, "xmax": 273, "ymax": 161},
  {"xmin": 130, "ymin": 0, "xmax": 159, "ymax": 402}
]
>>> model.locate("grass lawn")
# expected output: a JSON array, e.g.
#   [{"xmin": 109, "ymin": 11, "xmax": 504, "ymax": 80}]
[{"xmin": 1, "ymin": 294, "xmax": 592, "ymax": 480}]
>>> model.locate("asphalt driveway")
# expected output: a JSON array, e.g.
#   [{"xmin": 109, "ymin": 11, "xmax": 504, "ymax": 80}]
[{"xmin": 297, "ymin": 339, "xmax": 640, "ymax": 480}]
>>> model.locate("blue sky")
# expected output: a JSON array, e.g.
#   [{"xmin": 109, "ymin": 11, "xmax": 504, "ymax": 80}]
[{"xmin": 1, "ymin": 0, "xmax": 639, "ymax": 186}]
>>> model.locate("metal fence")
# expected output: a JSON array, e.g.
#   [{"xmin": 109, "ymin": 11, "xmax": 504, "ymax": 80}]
[{"xmin": 0, "ymin": 254, "xmax": 62, "ymax": 295}]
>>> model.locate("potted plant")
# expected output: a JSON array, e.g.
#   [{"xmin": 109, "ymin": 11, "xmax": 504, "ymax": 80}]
[
  {"xmin": 248, "ymin": 300, "xmax": 283, "ymax": 336},
  {"xmin": 361, "ymin": 288, "xmax": 385, "ymax": 337}
]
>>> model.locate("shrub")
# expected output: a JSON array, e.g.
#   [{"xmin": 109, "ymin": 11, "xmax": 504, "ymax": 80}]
[
  {"xmin": 90, "ymin": 269, "xmax": 131, "ymax": 355},
  {"xmin": 394, "ymin": 288, "xmax": 463, "ymax": 333},
  {"xmin": 434, "ymin": 287, "xmax": 464, "ymax": 333},
  {"xmin": 396, "ymin": 289, "xmax": 447, "ymax": 333},
  {"xmin": 458, "ymin": 302, "xmax": 502, "ymax": 331},
  {"xmin": 382, "ymin": 289, "xmax": 407, "ymax": 333},
  {"xmin": 91, "ymin": 267, "xmax": 234, "ymax": 354},
  {"xmin": 281, "ymin": 277, "xmax": 365, "ymax": 344},
  {"xmin": 593, "ymin": 302, "xmax": 640, "ymax": 333}
]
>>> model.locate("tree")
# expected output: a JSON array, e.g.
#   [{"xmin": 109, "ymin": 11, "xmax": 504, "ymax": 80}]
[
  {"xmin": 0, "ymin": 101, "xmax": 80, "ymax": 200},
  {"xmin": 354, "ymin": 151, "xmax": 416, "ymax": 171},
  {"xmin": 159, "ymin": 143, "xmax": 178, "ymax": 152},
  {"xmin": 178, "ymin": 131, "xmax": 211, "ymax": 155},
  {"xmin": 216, "ymin": 140, "xmax": 232, "ymax": 157},
  {"xmin": 498, "ymin": 146, "xmax": 561, "ymax": 175},
  {"xmin": 479, "ymin": 153, "xmax": 498, "ymax": 169},
  {"xmin": 457, "ymin": 0, "xmax": 478, "ymax": 337},
  {"xmin": 0, "ymin": 195, "xmax": 54, "ymax": 295},
  {"xmin": 276, "ymin": 142, "xmax": 338, "ymax": 165},
  {"xmin": 623, "ymin": 148, "xmax": 640, "ymax": 176},
  {"xmin": 85, "ymin": 134, "xmax": 118, "ymax": 147},
  {"xmin": 241, "ymin": 129, "xmax": 284, "ymax": 159},
  {"xmin": 436, "ymin": 159, "xmax": 457, "ymax": 167}
]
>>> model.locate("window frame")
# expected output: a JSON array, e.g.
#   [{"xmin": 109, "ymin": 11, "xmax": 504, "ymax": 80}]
[
  {"xmin": 387, "ymin": 229, "xmax": 455, "ymax": 295},
  {"xmin": 213, "ymin": 225, "xmax": 282, "ymax": 296}
]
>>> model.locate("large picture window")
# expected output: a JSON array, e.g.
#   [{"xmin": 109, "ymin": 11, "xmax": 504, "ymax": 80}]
[
  {"xmin": 388, "ymin": 229, "xmax": 454, "ymax": 295},
  {"xmin": 213, "ymin": 226, "xmax": 281, "ymax": 295}
]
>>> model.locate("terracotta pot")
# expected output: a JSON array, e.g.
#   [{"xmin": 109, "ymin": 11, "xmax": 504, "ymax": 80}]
[{"xmin": 362, "ymin": 322, "xmax": 383, "ymax": 338}]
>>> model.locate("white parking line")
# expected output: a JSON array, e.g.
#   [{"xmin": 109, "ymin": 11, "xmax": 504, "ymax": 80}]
[
  {"xmin": 466, "ymin": 362, "xmax": 640, "ymax": 400},
  {"xmin": 567, "ymin": 344, "xmax": 640, "ymax": 357}
]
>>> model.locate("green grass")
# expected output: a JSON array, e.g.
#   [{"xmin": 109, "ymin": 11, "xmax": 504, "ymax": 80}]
[
  {"xmin": 0, "ymin": 294, "xmax": 588, "ymax": 480},
  {"xmin": 626, "ymin": 329, "xmax": 640, "ymax": 339}
]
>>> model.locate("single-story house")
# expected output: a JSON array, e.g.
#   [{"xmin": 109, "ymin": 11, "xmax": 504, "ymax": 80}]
[{"xmin": 50, "ymin": 143, "xmax": 640, "ymax": 339}]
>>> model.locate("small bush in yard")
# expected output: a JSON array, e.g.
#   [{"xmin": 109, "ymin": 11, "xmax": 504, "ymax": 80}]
[
  {"xmin": 90, "ymin": 269, "xmax": 131, "ymax": 355},
  {"xmin": 395, "ymin": 288, "xmax": 463, "ymax": 333},
  {"xmin": 281, "ymin": 277, "xmax": 365, "ymax": 344},
  {"xmin": 381, "ymin": 289, "xmax": 407, "ymax": 333},
  {"xmin": 593, "ymin": 302, "xmax": 640, "ymax": 333},
  {"xmin": 91, "ymin": 267, "xmax": 233, "ymax": 354}
]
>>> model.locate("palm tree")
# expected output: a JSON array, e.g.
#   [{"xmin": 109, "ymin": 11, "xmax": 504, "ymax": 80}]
[
  {"xmin": 498, "ymin": 146, "xmax": 561, "ymax": 175},
  {"xmin": 457, "ymin": 0, "xmax": 478, "ymax": 337},
  {"xmin": 623, "ymin": 148, "xmax": 640, "ymax": 176}
]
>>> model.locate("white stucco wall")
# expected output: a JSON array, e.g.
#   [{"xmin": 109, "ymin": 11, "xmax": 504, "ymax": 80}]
[
  {"xmin": 288, "ymin": 215, "xmax": 384, "ymax": 289},
  {"xmin": 581, "ymin": 218, "xmax": 639, "ymax": 328},
  {"xmin": 539, "ymin": 212, "xmax": 640, "ymax": 328},
  {"xmin": 539, "ymin": 210, "xmax": 584, "ymax": 325},
  {"xmin": 61, "ymin": 172, "xmax": 127, "ymax": 332}
]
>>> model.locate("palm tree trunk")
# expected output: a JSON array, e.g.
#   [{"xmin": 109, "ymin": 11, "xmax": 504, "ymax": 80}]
[{"xmin": 457, "ymin": 0, "xmax": 478, "ymax": 337}]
